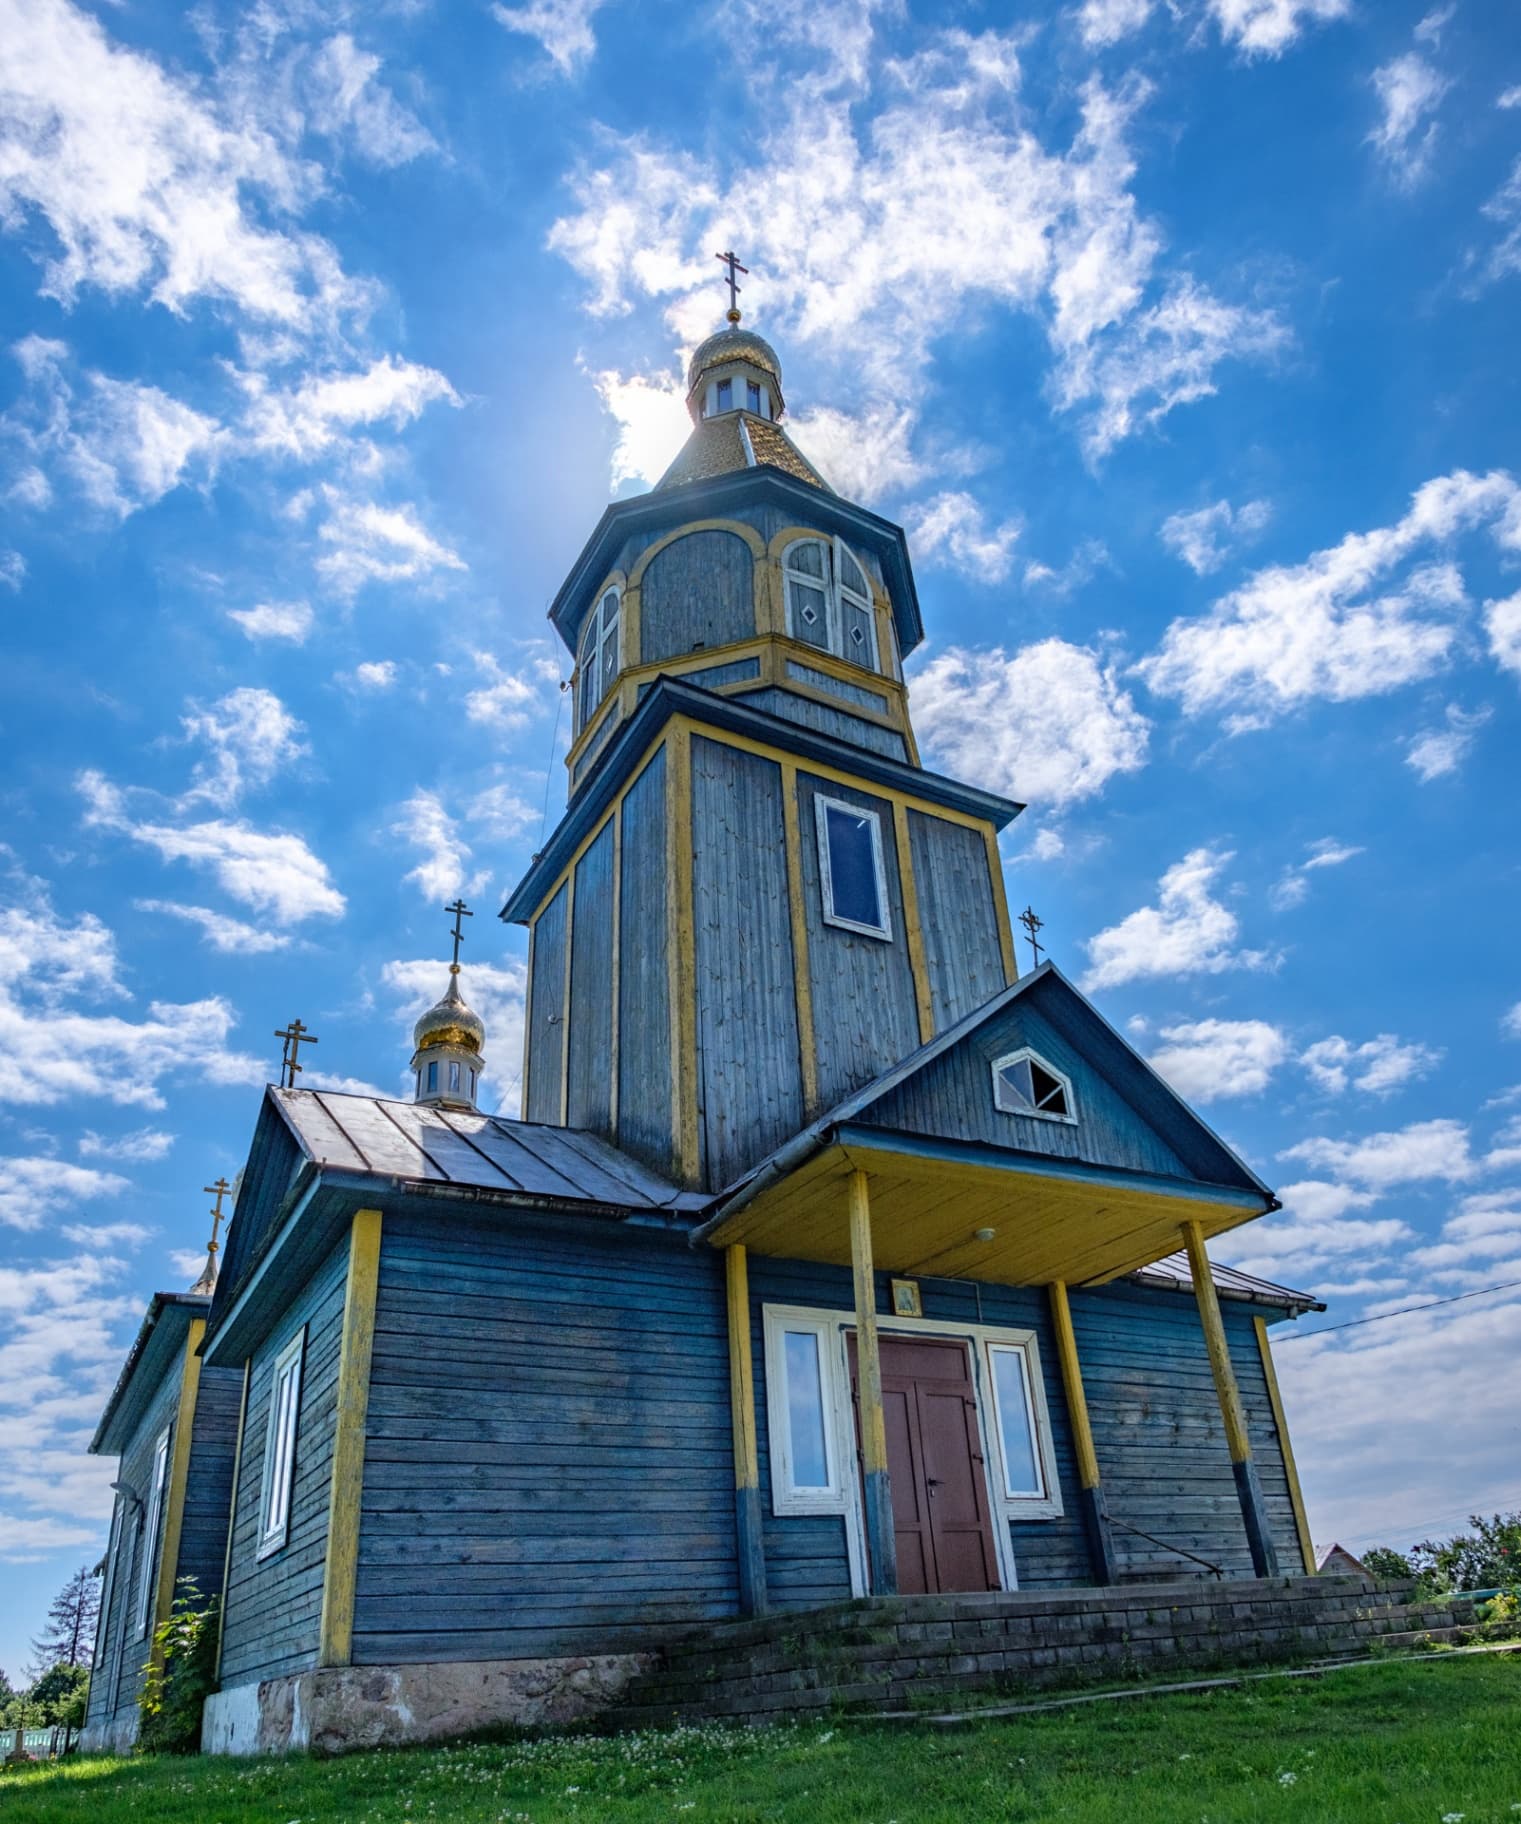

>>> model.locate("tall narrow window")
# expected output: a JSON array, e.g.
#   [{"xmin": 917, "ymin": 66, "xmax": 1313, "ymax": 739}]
[
  {"xmin": 783, "ymin": 1330, "xmax": 831, "ymax": 1488},
  {"xmin": 763, "ymin": 1310, "xmax": 848, "ymax": 1515},
  {"xmin": 815, "ymin": 795, "xmax": 891, "ymax": 940},
  {"xmin": 715, "ymin": 377, "xmax": 733, "ymax": 412},
  {"xmin": 746, "ymin": 379, "xmax": 763, "ymax": 413},
  {"xmin": 576, "ymin": 587, "xmax": 621, "ymax": 732},
  {"xmin": 135, "ymin": 1428, "xmax": 170, "ymax": 1637},
  {"xmin": 782, "ymin": 536, "xmax": 879, "ymax": 671},
  {"xmin": 258, "ymin": 1329, "xmax": 306, "ymax": 1558},
  {"xmin": 427, "ymin": 1060, "xmax": 438, "ymax": 1094},
  {"xmin": 987, "ymin": 1344, "xmax": 1045, "ymax": 1499},
  {"xmin": 783, "ymin": 539, "xmax": 831, "ymax": 652}
]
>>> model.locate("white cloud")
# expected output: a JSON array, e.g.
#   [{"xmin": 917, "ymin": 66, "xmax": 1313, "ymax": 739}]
[
  {"xmin": 493, "ymin": 0, "xmax": 609, "ymax": 72},
  {"xmin": 303, "ymin": 34, "xmax": 438, "ymax": 168},
  {"xmin": 1206, "ymin": 0, "xmax": 1350, "ymax": 57},
  {"xmin": 60, "ymin": 1219, "xmax": 155, "ymax": 1250},
  {"xmin": 1272, "ymin": 836, "xmax": 1364, "ymax": 909},
  {"xmin": 586, "ymin": 367, "xmax": 690, "ymax": 492},
  {"xmin": 1078, "ymin": 0, "xmax": 1154, "ymax": 47},
  {"xmin": 911, "ymin": 639, "xmax": 1149, "ymax": 813},
  {"xmin": 1499, "ymin": 85, "xmax": 1521, "ymax": 110},
  {"xmin": 902, "ymin": 492, "xmax": 1021, "ymax": 583},
  {"xmin": 1281, "ymin": 1117, "xmax": 1477, "ymax": 1188},
  {"xmin": 1226, "ymin": 1177, "xmax": 1403, "ymax": 1282},
  {"xmin": 1368, "ymin": 52, "xmax": 1450, "ymax": 188},
  {"xmin": 382, "ymin": 956, "xmax": 528, "ymax": 1118},
  {"xmin": 316, "ymin": 492, "xmax": 466, "ymax": 597},
  {"xmin": 1505, "ymin": 1002, "xmax": 1521, "ymax": 1040},
  {"xmin": 1082, "ymin": 845, "xmax": 1274, "ymax": 991},
  {"xmin": 80, "ymin": 769, "xmax": 345, "ymax": 926},
  {"xmin": 1149, "ymin": 1018, "xmax": 1288, "ymax": 1100},
  {"xmin": 1022, "ymin": 538, "xmax": 1113, "ymax": 596},
  {"xmin": 227, "ymin": 599, "xmax": 313, "ymax": 643},
  {"xmin": 1159, "ymin": 497, "xmax": 1271, "ymax": 575},
  {"xmin": 1300, "ymin": 1033, "xmax": 1442, "ymax": 1097},
  {"xmin": 468, "ymin": 783, "xmax": 539, "ymax": 840},
  {"xmin": 77, "ymin": 1127, "xmax": 174, "ymax": 1164},
  {"xmin": 782, "ymin": 403, "xmax": 926, "ymax": 505},
  {"xmin": 0, "ymin": 1158, "xmax": 127, "ymax": 1231},
  {"xmin": 1484, "ymin": 1116, "xmax": 1521, "ymax": 1174},
  {"xmin": 1404, "ymin": 702, "xmax": 1491, "ymax": 781},
  {"xmin": 237, "ymin": 356, "xmax": 460, "ymax": 462},
  {"xmin": 0, "ymin": 550, "xmax": 24, "ymax": 590},
  {"xmin": 392, "ymin": 790, "xmax": 483, "ymax": 902},
  {"xmin": 1140, "ymin": 469, "xmax": 1521, "ymax": 730},
  {"xmin": 1467, "ymin": 157, "xmax": 1521, "ymax": 293},
  {"xmin": 133, "ymin": 898, "xmax": 289, "ymax": 955},
  {"xmin": 465, "ymin": 651, "xmax": 545, "ymax": 732},
  {"xmin": 180, "ymin": 687, "xmax": 308, "ymax": 808},
  {"xmin": 1486, "ymin": 590, "xmax": 1521, "ymax": 676}
]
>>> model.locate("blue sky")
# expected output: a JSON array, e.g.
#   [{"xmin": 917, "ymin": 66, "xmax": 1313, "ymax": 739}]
[{"xmin": 1, "ymin": 0, "xmax": 1518, "ymax": 1678}]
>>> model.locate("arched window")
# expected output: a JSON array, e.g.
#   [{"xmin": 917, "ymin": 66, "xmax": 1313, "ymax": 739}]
[
  {"xmin": 576, "ymin": 586, "xmax": 621, "ymax": 731},
  {"xmin": 782, "ymin": 537, "xmax": 879, "ymax": 671}
]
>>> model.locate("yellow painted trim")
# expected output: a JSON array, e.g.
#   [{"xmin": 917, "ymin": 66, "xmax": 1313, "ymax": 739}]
[
  {"xmin": 726, "ymin": 1245, "xmax": 760, "ymax": 1494},
  {"xmin": 983, "ymin": 826, "xmax": 1018, "ymax": 986},
  {"xmin": 559, "ymin": 858, "xmax": 576, "ymax": 1126},
  {"xmin": 528, "ymin": 728, "xmax": 669, "ymax": 924},
  {"xmin": 213, "ymin": 1360, "xmax": 251, "ymax": 1684},
  {"xmin": 893, "ymin": 800, "xmax": 935, "ymax": 1043},
  {"xmin": 565, "ymin": 693, "xmax": 623, "ymax": 776},
  {"xmin": 150, "ymin": 1317, "xmax": 206, "ymax": 1653},
  {"xmin": 622, "ymin": 583, "xmax": 641, "ymax": 673},
  {"xmin": 848, "ymin": 1171, "xmax": 889, "ymax": 1478},
  {"xmin": 609, "ymin": 801, "xmax": 623, "ymax": 1134},
  {"xmin": 1183, "ymin": 1220, "xmax": 1253, "ymax": 1465},
  {"xmin": 667, "ymin": 722, "xmax": 700, "ymax": 1185},
  {"xmin": 519, "ymin": 918, "xmax": 536, "ymax": 1122},
  {"xmin": 318, "ymin": 1206, "xmax": 383, "ymax": 1670},
  {"xmin": 1048, "ymin": 1282, "xmax": 1102, "ymax": 1491},
  {"xmin": 1256, "ymin": 1316, "xmax": 1316, "ymax": 1574},
  {"xmin": 780, "ymin": 760, "xmax": 819, "ymax": 1118}
]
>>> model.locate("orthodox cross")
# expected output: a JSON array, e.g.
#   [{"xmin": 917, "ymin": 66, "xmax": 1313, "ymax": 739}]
[
  {"xmin": 446, "ymin": 897, "xmax": 472, "ymax": 971},
  {"xmin": 202, "ymin": 1178, "xmax": 231, "ymax": 1259},
  {"xmin": 1018, "ymin": 905, "xmax": 1046, "ymax": 970},
  {"xmin": 715, "ymin": 249, "xmax": 748, "ymax": 319},
  {"xmin": 274, "ymin": 1018, "xmax": 318, "ymax": 1088}
]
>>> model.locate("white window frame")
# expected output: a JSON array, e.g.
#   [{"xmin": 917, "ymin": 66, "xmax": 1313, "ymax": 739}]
[
  {"xmin": 782, "ymin": 536, "xmax": 880, "ymax": 672},
  {"xmin": 761, "ymin": 1303, "xmax": 1063, "ymax": 1597},
  {"xmin": 815, "ymin": 793, "xmax": 892, "ymax": 941},
  {"xmin": 257, "ymin": 1327, "xmax": 306, "ymax": 1560},
  {"xmin": 95, "ymin": 1495, "xmax": 123, "ymax": 1671},
  {"xmin": 991, "ymin": 1046, "xmax": 1079, "ymax": 1125},
  {"xmin": 576, "ymin": 586, "xmax": 621, "ymax": 734},
  {"xmin": 985, "ymin": 1341, "xmax": 1049, "ymax": 1501},
  {"xmin": 135, "ymin": 1426, "xmax": 170, "ymax": 1638}
]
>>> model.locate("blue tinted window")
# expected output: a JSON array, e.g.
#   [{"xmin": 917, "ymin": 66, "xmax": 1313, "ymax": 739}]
[
  {"xmin": 991, "ymin": 1347, "xmax": 1041, "ymax": 1496},
  {"xmin": 747, "ymin": 379, "xmax": 762, "ymax": 411},
  {"xmin": 823, "ymin": 801, "xmax": 885, "ymax": 933},
  {"xmin": 784, "ymin": 1330, "xmax": 830, "ymax": 1487},
  {"xmin": 426, "ymin": 1060, "xmax": 438, "ymax": 1093},
  {"xmin": 715, "ymin": 378, "xmax": 732, "ymax": 411}
]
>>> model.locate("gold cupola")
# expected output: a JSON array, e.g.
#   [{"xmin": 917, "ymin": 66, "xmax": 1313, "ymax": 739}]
[{"xmin": 411, "ymin": 901, "xmax": 486, "ymax": 1111}]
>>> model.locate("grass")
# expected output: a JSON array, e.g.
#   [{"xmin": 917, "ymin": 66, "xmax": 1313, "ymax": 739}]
[{"xmin": 4, "ymin": 1655, "xmax": 1519, "ymax": 1823}]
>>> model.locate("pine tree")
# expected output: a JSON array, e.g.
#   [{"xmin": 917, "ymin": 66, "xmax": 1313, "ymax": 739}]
[{"xmin": 29, "ymin": 1566, "xmax": 102, "ymax": 1672}]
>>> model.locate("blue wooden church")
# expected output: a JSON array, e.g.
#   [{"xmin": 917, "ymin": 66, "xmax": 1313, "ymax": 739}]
[{"xmin": 84, "ymin": 303, "xmax": 1324, "ymax": 1754}]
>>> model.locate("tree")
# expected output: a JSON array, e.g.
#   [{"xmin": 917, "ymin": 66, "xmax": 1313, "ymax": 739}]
[
  {"xmin": 29, "ymin": 1566, "xmax": 101, "ymax": 1674},
  {"xmin": 1409, "ymin": 1511, "xmax": 1521, "ymax": 1592},
  {"xmin": 1361, "ymin": 1546, "xmax": 1414, "ymax": 1580},
  {"xmin": 28, "ymin": 1663, "xmax": 88, "ymax": 1725}
]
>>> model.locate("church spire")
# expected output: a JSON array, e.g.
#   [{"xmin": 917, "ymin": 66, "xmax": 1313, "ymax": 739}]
[
  {"xmin": 189, "ymin": 1177, "xmax": 231, "ymax": 1295},
  {"xmin": 411, "ymin": 900, "xmax": 486, "ymax": 1111}
]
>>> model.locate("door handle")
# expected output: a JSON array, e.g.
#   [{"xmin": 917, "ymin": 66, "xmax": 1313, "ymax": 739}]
[{"xmin": 927, "ymin": 1477, "xmax": 942, "ymax": 1495}]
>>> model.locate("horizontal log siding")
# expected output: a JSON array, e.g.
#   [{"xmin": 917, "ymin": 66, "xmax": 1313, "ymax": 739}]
[
  {"xmin": 524, "ymin": 882, "xmax": 568, "ymax": 1125},
  {"xmin": 1070, "ymin": 1284, "xmax": 1303, "ymax": 1580},
  {"xmin": 907, "ymin": 809, "xmax": 1006, "ymax": 1030},
  {"xmin": 177, "ymin": 1364, "xmax": 244, "ymax": 1600},
  {"xmin": 218, "ymin": 1235, "xmax": 351, "ymax": 1687},
  {"xmin": 352, "ymin": 1208, "xmax": 739, "ymax": 1663},
  {"xmin": 566, "ymin": 819, "xmax": 615, "ymax": 1136},
  {"xmin": 616, "ymin": 747, "xmax": 672, "ymax": 1174},
  {"xmin": 863, "ymin": 999, "xmax": 1195, "ymax": 1179},
  {"xmin": 736, "ymin": 686, "xmax": 909, "ymax": 761},
  {"xmin": 691, "ymin": 736, "xmax": 805, "ymax": 1190}
]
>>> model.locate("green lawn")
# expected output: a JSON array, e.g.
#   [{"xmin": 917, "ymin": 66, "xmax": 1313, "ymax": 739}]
[{"xmin": 5, "ymin": 1655, "xmax": 1519, "ymax": 1823}]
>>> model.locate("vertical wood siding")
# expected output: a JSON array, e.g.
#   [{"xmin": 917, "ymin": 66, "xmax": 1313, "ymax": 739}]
[
  {"xmin": 737, "ymin": 687, "xmax": 909, "ymax": 761},
  {"xmin": 218, "ymin": 1236, "xmax": 351, "ymax": 1688},
  {"xmin": 352, "ymin": 1208, "xmax": 738, "ymax": 1662},
  {"xmin": 691, "ymin": 737, "xmax": 805, "ymax": 1189},
  {"xmin": 570, "ymin": 703, "xmax": 623, "ymax": 790},
  {"xmin": 566, "ymin": 820, "xmax": 615, "ymax": 1135},
  {"xmin": 863, "ymin": 1000, "xmax": 1196, "ymax": 1179},
  {"xmin": 640, "ymin": 531, "xmax": 755, "ymax": 663},
  {"xmin": 525, "ymin": 882, "xmax": 568, "ymax": 1125},
  {"xmin": 795, "ymin": 771, "xmax": 921, "ymax": 1111},
  {"xmin": 906, "ymin": 810, "xmax": 1005, "ymax": 1031},
  {"xmin": 175, "ymin": 1364, "xmax": 244, "ymax": 1601},
  {"xmin": 616, "ymin": 747, "xmax": 672, "ymax": 1174}
]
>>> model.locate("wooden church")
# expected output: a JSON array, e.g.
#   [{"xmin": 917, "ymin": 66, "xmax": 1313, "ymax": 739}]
[{"xmin": 83, "ymin": 299, "xmax": 1325, "ymax": 1755}]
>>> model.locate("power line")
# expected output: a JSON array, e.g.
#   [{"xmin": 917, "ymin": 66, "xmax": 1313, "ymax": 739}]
[{"xmin": 1274, "ymin": 1276, "xmax": 1521, "ymax": 1342}]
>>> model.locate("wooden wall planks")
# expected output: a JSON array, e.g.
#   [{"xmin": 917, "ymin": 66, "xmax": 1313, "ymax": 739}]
[
  {"xmin": 907, "ymin": 809, "xmax": 1006, "ymax": 1030},
  {"xmin": 616, "ymin": 747, "xmax": 671, "ymax": 1172},
  {"xmin": 525, "ymin": 882, "xmax": 568, "ymax": 1126},
  {"xmin": 735, "ymin": 687, "xmax": 910, "ymax": 761},
  {"xmin": 640, "ymin": 530, "xmax": 755, "ymax": 664},
  {"xmin": 567, "ymin": 820, "xmax": 615, "ymax": 1134}
]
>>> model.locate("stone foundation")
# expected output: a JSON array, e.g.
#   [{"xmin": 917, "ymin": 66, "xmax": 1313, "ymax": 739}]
[
  {"xmin": 78, "ymin": 1713, "xmax": 140, "ymax": 1755},
  {"xmin": 201, "ymin": 1652, "xmax": 655, "ymax": 1755}
]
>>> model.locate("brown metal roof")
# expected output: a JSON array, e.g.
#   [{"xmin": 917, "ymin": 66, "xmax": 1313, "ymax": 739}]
[{"xmin": 655, "ymin": 413, "xmax": 831, "ymax": 493}]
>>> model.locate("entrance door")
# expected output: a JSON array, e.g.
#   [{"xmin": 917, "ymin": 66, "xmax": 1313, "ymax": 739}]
[{"xmin": 849, "ymin": 1333, "xmax": 1001, "ymax": 1595}]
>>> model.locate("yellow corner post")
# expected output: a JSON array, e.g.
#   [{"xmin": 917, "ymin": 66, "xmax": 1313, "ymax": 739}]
[
  {"xmin": 319, "ymin": 1206, "xmax": 383, "ymax": 1668},
  {"xmin": 848, "ymin": 1169, "xmax": 897, "ymax": 1595}
]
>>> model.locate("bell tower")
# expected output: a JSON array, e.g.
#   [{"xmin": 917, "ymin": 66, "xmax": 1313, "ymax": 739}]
[{"xmin": 504, "ymin": 287, "xmax": 1022, "ymax": 1189}]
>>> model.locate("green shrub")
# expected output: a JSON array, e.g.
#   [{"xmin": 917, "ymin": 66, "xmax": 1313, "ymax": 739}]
[{"xmin": 137, "ymin": 1581, "xmax": 220, "ymax": 1755}]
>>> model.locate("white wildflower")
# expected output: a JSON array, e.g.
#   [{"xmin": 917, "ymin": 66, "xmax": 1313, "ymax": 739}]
[{"xmin": 1278, "ymin": 1771, "xmax": 1298, "ymax": 1786}]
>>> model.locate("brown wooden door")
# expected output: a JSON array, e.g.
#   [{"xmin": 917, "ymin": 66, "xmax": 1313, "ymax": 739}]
[{"xmin": 849, "ymin": 1334, "xmax": 1001, "ymax": 1595}]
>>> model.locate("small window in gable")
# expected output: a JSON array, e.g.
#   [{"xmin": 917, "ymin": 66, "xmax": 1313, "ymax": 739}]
[
  {"xmin": 815, "ymin": 795, "xmax": 891, "ymax": 940},
  {"xmin": 991, "ymin": 1048, "xmax": 1076, "ymax": 1123},
  {"xmin": 782, "ymin": 536, "xmax": 879, "ymax": 672}
]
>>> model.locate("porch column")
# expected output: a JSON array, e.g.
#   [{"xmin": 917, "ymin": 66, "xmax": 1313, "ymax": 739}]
[
  {"xmin": 848, "ymin": 1169, "xmax": 898, "ymax": 1595},
  {"xmin": 1047, "ymin": 1282, "xmax": 1118, "ymax": 1586},
  {"xmin": 1182, "ymin": 1220, "xmax": 1280, "ymax": 1578},
  {"xmin": 725, "ymin": 1244, "xmax": 768, "ymax": 1615},
  {"xmin": 319, "ymin": 1206, "xmax": 383, "ymax": 1668}
]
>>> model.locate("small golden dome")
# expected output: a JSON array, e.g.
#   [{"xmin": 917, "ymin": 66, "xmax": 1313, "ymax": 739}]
[
  {"xmin": 686, "ymin": 327, "xmax": 785, "ymax": 411},
  {"xmin": 412, "ymin": 970, "xmax": 485, "ymax": 1057}
]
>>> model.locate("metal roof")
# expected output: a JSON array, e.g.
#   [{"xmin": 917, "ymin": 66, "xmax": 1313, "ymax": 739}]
[
  {"xmin": 1129, "ymin": 1250, "xmax": 1324, "ymax": 1316},
  {"xmin": 90, "ymin": 1291, "xmax": 207, "ymax": 1456},
  {"xmin": 269, "ymin": 1088, "xmax": 707, "ymax": 1214}
]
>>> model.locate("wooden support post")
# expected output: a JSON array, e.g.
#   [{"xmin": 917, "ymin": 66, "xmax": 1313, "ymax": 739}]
[
  {"xmin": 1182, "ymin": 1221, "xmax": 1279, "ymax": 1578},
  {"xmin": 725, "ymin": 1245, "xmax": 768, "ymax": 1616},
  {"xmin": 1255, "ymin": 1317, "xmax": 1317, "ymax": 1575},
  {"xmin": 1048, "ymin": 1282, "xmax": 1118, "ymax": 1586},
  {"xmin": 319, "ymin": 1207, "xmax": 383, "ymax": 1668},
  {"xmin": 149, "ymin": 1317, "xmax": 206, "ymax": 1663},
  {"xmin": 848, "ymin": 1169, "xmax": 897, "ymax": 1595}
]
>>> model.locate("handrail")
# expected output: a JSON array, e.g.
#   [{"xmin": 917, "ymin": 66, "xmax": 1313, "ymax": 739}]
[{"xmin": 1108, "ymin": 1516, "xmax": 1225, "ymax": 1580}]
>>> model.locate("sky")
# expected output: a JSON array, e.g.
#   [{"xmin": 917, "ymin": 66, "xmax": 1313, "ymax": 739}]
[{"xmin": 0, "ymin": 0, "xmax": 1518, "ymax": 1679}]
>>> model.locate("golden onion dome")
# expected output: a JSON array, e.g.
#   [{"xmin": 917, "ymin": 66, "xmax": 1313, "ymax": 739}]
[
  {"xmin": 412, "ymin": 970, "xmax": 485, "ymax": 1056},
  {"xmin": 686, "ymin": 326, "xmax": 785, "ymax": 410}
]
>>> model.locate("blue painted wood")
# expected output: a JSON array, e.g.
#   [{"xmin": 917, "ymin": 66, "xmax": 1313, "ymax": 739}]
[
  {"xmin": 691, "ymin": 736, "xmax": 805, "ymax": 1189},
  {"xmin": 567, "ymin": 819, "xmax": 615, "ymax": 1135},
  {"xmin": 525, "ymin": 881, "xmax": 568, "ymax": 1125},
  {"xmin": 637, "ymin": 657, "xmax": 762, "ymax": 703},
  {"xmin": 736, "ymin": 686, "xmax": 909, "ymax": 761},
  {"xmin": 570, "ymin": 702, "xmax": 623, "ymax": 789},
  {"xmin": 783, "ymin": 661, "xmax": 890, "ymax": 715},
  {"xmin": 218, "ymin": 1233, "xmax": 351, "ymax": 1687},
  {"xmin": 639, "ymin": 529, "xmax": 755, "ymax": 664},
  {"xmin": 906, "ymin": 809, "xmax": 1005, "ymax": 1029},
  {"xmin": 616, "ymin": 747, "xmax": 670, "ymax": 1174},
  {"xmin": 177, "ymin": 1364, "xmax": 244, "ymax": 1601},
  {"xmin": 351, "ymin": 1207, "xmax": 740, "ymax": 1665}
]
